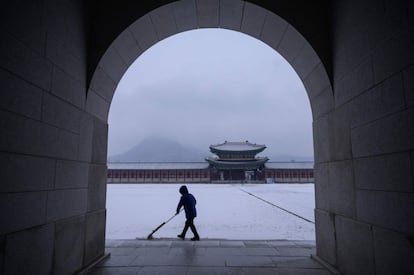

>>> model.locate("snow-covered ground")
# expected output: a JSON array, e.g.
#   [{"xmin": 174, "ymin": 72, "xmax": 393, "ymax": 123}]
[{"xmin": 106, "ymin": 183, "xmax": 315, "ymax": 240}]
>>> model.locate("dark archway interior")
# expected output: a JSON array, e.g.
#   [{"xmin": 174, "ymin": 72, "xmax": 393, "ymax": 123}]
[{"xmin": 0, "ymin": 1, "xmax": 413, "ymax": 274}]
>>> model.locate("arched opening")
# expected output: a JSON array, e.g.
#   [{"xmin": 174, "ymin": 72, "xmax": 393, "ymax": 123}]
[
  {"xmin": 85, "ymin": 0, "xmax": 333, "ymax": 269},
  {"xmin": 3, "ymin": 1, "xmax": 412, "ymax": 274},
  {"xmin": 106, "ymin": 28, "xmax": 315, "ymax": 240}
]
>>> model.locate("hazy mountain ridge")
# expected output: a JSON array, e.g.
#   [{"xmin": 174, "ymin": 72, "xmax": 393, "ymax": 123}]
[
  {"xmin": 109, "ymin": 137, "xmax": 313, "ymax": 163},
  {"xmin": 109, "ymin": 137, "xmax": 209, "ymax": 162}
]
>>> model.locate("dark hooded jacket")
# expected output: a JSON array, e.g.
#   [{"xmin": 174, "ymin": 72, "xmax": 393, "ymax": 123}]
[{"xmin": 176, "ymin": 185, "xmax": 197, "ymax": 219}]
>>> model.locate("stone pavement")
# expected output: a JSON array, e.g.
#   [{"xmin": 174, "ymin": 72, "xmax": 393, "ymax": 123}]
[{"xmin": 88, "ymin": 239, "xmax": 331, "ymax": 274}]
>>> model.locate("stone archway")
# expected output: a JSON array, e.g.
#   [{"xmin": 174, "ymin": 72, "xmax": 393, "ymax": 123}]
[
  {"xmin": 1, "ymin": 0, "xmax": 413, "ymax": 274},
  {"xmin": 85, "ymin": 0, "xmax": 333, "ymax": 268},
  {"xmin": 86, "ymin": 1, "xmax": 332, "ymax": 123}
]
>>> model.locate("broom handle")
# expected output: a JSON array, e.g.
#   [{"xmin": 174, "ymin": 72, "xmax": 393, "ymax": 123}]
[
  {"xmin": 148, "ymin": 209, "xmax": 183, "ymax": 237},
  {"xmin": 149, "ymin": 222, "xmax": 166, "ymax": 235},
  {"xmin": 149, "ymin": 211, "xmax": 180, "ymax": 235},
  {"xmin": 166, "ymin": 213, "xmax": 178, "ymax": 223}
]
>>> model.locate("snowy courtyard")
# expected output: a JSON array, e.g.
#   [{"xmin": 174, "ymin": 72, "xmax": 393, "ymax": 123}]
[{"xmin": 106, "ymin": 183, "xmax": 315, "ymax": 240}]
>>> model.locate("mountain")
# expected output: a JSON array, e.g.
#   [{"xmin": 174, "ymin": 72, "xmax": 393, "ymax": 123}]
[{"xmin": 109, "ymin": 137, "xmax": 208, "ymax": 162}]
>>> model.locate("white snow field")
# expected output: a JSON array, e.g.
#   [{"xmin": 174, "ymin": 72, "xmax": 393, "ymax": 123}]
[{"xmin": 106, "ymin": 183, "xmax": 315, "ymax": 240}]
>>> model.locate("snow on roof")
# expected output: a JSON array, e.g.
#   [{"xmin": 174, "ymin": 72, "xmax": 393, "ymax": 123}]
[
  {"xmin": 210, "ymin": 141, "xmax": 266, "ymax": 152},
  {"xmin": 108, "ymin": 162, "xmax": 209, "ymax": 170},
  {"xmin": 265, "ymin": 162, "xmax": 314, "ymax": 169}
]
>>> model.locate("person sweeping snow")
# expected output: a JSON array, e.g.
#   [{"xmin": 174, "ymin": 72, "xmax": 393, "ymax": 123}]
[{"xmin": 176, "ymin": 185, "xmax": 200, "ymax": 241}]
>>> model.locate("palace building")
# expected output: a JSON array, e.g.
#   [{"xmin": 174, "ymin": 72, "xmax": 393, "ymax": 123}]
[
  {"xmin": 206, "ymin": 141, "xmax": 269, "ymax": 181},
  {"xmin": 107, "ymin": 141, "xmax": 314, "ymax": 183}
]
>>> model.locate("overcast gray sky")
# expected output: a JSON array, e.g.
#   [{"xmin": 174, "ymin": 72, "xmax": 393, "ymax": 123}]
[{"xmin": 108, "ymin": 29, "xmax": 313, "ymax": 160}]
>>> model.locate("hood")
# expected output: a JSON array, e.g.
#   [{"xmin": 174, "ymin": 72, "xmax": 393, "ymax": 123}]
[{"xmin": 179, "ymin": 185, "xmax": 188, "ymax": 195}]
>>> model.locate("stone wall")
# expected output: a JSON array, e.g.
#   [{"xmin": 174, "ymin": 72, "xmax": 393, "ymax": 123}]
[
  {"xmin": 315, "ymin": 0, "xmax": 414, "ymax": 274},
  {"xmin": 0, "ymin": 0, "xmax": 413, "ymax": 274},
  {"xmin": 0, "ymin": 0, "xmax": 105, "ymax": 274}
]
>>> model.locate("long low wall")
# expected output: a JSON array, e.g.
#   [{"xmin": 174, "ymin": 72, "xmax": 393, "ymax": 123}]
[
  {"xmin": 107, "ymin": 170, "xmax": 314, "ymax": 183},
  {"xmin": 107, "ymin": 162, "xmax": 314, "ymax": 183}
]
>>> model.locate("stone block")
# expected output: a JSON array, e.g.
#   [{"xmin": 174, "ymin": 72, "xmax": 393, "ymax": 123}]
[
  {"xmin": 88, "ymin": 164, "xmax": 107, "ymax": 212},
  {"xmin": 55, "ymin": 160, "xmax": 89, "ymax": 189},
  {"xmin": 54, "ymin": 215, "xmax": 85, "ymax": 275},
  {"xmin": 310, "ymin": 87, "xmax": 334, "ymax": 121},
  {"xmin": 373, "ymin": 28, "xmax": 414, "ymax": 83},
  {"xmin": 314, "ymin": 163, "xmax": 329, "ymax": 211},
  {"xmin": 90, "ymin": 66, "xmax": 117, "ymax": 103},
  {"xmin": 351, "ymin": 108, "xmax": 414, "ymax": 158},
  {"xmin": 90, "ymin": 118, "xmax": 108, "ymax": 165},
  {"xmin": 354, "ymin": 152, "xmax": 412, "ymax": 192},
  {"xmin": 46, "ymin": 34, "xmax": 86, "ymax": 84},
  {"xmin": 98, "ymin": 46, "xmax": 128, "ymax": 85},
  {"xmin": 260, "ymin": 11, "xmax": 287, "ymax": 51},
  {"xmin": 356, "ymin": 190, "xmax": 414, "ymax": 235},
  {"xmin": 332, "ymin": 25, "xmax": 371, "ymax": 83},
  {"xmin": 335, "ymin": 216, "xmax": 375, "ymax": 275},
  {"xmin": 330, "ymin": 103, "xmax": 353, "ymax": 160},
  {"xmin": 313, "ymin": 114, "xmax": 332, "ymax": 164},
  {"xmin": 351, "ymin": 72, "xmax": 406, "ymax": 128},
  {"xmin": 315, "ymin": 209, "xmax": 336, "ymax": 266},
  {"xmin": 403, "ymin": 63, "xmax": 414, "ymax": 108},
  {"xmin": 129, "ymin": 14, "xmax": 158, "ymax": 52},
  {"xmin": 61, "ymin": 129, "xmax": 81, "ymax": 160},
  {"xmin": 277, "ymin": 25, "xmax": 306, "ymax": 64},
  {"xmin": 292, "ymin": 44, "xmax": 322, "ymax": 82},
  {"xmin": 47, "ymin": 189, "xmax": 87, "ymax": 222},
  {"xmin": 196, "ymin": 0, "xmax": 219, "ymax": 28},
  {"xmin": 0, "ymin": 192, "xmax": 47, "ymax": 235},
  {"xmin": 334, "ymin": 56, "xmax": 374, "ymax": 107},
  {"xmin": 327, "ymin": 160, "xmax": 355, "ymax": 218},
  {"xmin": 373, "ymin": 226, "xmax": 414, "ymax": 275},
  {"xmin": 112, "ymin": 29, "xmax": 142, "ymax": 66},
  {"xmin": 219, "ymin": 0, "xmax": 243, "ymax": 31},
  {"xmin": 0, "ymin": 110, "xmax": 77, "ymax": 159},
  {"xmin": 0, "ymin": 153, "xmax": 54, "ymax": 192},
  {"xmin": 0, "ymin": 30, "xmax": 52, "ymax": 91},
  {"xmin": 240, "ymin": 2, "xmax": 267, "ymax": 38},
  {"xmin": 172, "ymin": 0, "xmax": 197, "ymax": 32},
  {"xmin": 303, "ymin": 63, "xmax": 331, "ymax": 100},
  {"xmin": 1, "ymin": 111, "xmax": 45, "ymax": 156},
  {"xmin": 51, "ymin": 66, "xmax": 86, "ymax": 109},
  {"xmin": 42, "ymin": 92, "xmax": 82, "ymax": 133},
  {"xmin": 4, "ymin": 224, "xmax": 54, "ymax": 275},
  {"xmin": 85, "ymin": 89, "xmax": 110, "ymax": 121},
  {"xmin": 0, "ymin": 68, "xmax": 42, "ymax": 120},
  {"xmin": 48, "ymin": 127, "xmax": 79, "ymax": 160},
  {"xmin": 150, "ymin": 3, "xmax": 177, "ymax": 41},
  {"xmin": 77, "ymin": 113, "xmax": 94, "ymax": 162},
  {"xmin": 85, "ymin": 210, "xmax": 106, "ymax": 266}
]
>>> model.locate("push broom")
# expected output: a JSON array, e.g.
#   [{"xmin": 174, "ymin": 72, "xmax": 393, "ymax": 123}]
[{"xmin": 147, "ymin": 210, "xmax": 182, "ymax": 240}]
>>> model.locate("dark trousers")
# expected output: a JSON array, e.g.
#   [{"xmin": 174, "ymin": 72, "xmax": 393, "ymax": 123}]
[{"xmin": 181, "ymin": 218, "xmax": 199, "ymax": 238}]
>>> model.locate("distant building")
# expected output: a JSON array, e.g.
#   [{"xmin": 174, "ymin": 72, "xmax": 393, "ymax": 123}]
[
  {"xmin": 107, "ymin": 141, "xmax": 314, "ymax": 183},
  {"xmin": 206, "ymin": 141, "xmax": 268, "ymax": 181}
]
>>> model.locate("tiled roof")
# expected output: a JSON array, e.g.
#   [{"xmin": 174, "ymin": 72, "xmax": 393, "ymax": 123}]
[{"xmin": 210, "ymin": 141, "xmax": 266, "ymax": 152}]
